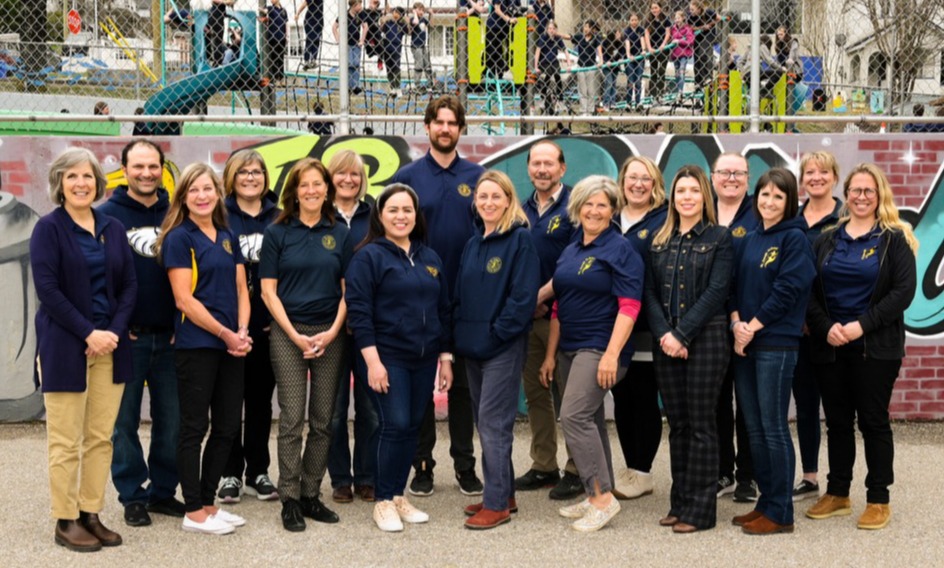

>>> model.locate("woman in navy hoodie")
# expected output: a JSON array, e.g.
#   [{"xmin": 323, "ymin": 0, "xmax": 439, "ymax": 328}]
[
  {"xmin": 31, "ymin": 147, "xmax": 136, "ymax": 552},
  {"xmin": 455, "ymin": 171, "xmax": 540, "ymax": 530},
  {"xmin": 730, "ymin": 167, "xmax": 815, "ymax": 535},
  {"xmin": 345, "ymin": 183, "xmax": 453, "ymax": 533}
]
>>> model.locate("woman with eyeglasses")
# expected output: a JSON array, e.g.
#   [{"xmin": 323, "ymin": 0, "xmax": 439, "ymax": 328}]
[
  {"xmin": 611, "ymin": 156, "xmax": 668, "ymax": 501},
  {"xmin": 805, "ymin": 164, "xmax": 917, "ymax": 531}
]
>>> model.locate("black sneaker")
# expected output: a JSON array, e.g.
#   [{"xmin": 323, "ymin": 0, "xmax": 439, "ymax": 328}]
[
  {"xmin": 300, "ymin": 495, "xmax": 339, "ymax": 524},
  {"xmin": 281, "ymin": 498, "xmax": 306, "ymax": 532},
  {"xmin": 515, "ymin": 469, "xmax": 561, "ymax": 491},
  {"xmin": 217, "ymin": 476, "xmax": 242, "ymax": 504},
  {"xmin": 549, "ymin": 472, "xmax": 584, "ymax": 501},
  {"xmin": 716, "ymin": 476, "xmax": 736, "ymax": 498},
  {"xmin": 124, "ymin": 502, "xmax": 152, "ymax": 527},
  {"xmin": 456, "ymin": 469, "xmax": 484, "ymax": 496},
  {"xmin": 733, "ymin": 480, "xmax": 759, "ymax": 503},
  {"xmin": 147, "ymin": 496, "xmax": 186, "ymax": 517},
  {"xmin": 409, "ymin": 468, "xmax": 435, "ymax": 497},
  {"xmin": 352, "ymin": 87, "xmax": 364, "ymax": 95},
  {"xmin": 792, "ymin": 479, "xmax": 820, "ymax": 502},
  {"xmin": 245, "ymin": 474, "xmax": 279, "ymax": 501}
]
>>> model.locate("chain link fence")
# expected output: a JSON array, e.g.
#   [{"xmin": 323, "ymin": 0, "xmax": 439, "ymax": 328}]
[{"xmin": 0, "ymin": 0, "xmax": 940, "ymax": 134}]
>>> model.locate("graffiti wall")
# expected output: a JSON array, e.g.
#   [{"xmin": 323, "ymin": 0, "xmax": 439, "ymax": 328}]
[{"xmin": 2, "ymin": 133, "xmax": 943, "ymax": 421}]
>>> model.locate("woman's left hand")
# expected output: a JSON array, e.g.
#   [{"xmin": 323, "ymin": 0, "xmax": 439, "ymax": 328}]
[
  {"xmin": 438, "ymin": 360, "xmax": 453, "ymax": 392},
  {"xmin": 597, "ymin": 352, "xmax": 619, "ymax": 389}
]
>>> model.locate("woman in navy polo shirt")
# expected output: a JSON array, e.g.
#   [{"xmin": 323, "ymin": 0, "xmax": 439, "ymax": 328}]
[
  {"xmin": 539, "ymin": 175, "xmax": 644, "ymax": 533},
  {"xmin": 729, "ymin": 168, "xmax": 815, "ymax": 535},
  {"xmin": 326, "ymin": 149, "xmax": 379, "ymax": 505},
  {"xmin": 805, "ymin": 164, "xmax": 917, "ymax": 531},
  {"xmin": 157, "ymin": 162, "xmax": 251, "ymax": 536},
  {"xmin": 612, "ymin": 156, "xmax": 667, "ymax": 501},
  {"xmin": 31, "ymin": 148, "xmax": 136, "ymax": 552},
  {"xmin": 345, "ymin": 184, "xmax": 453, "ymax": 533},
  {"xmin": 259, "ymin": 158, "xmax": 352, "ymax": 532},
  {"xmin": 217, "ymin": 150, "xmax": 280, "ymax": 504},
  {"xmin": 455, "ymin": 171, "xmax": 540, "ymax": 530}
]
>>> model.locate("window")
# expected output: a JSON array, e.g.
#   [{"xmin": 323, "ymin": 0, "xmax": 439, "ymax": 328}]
[
  {"xmin": 430, "ymin": 25, "xmax": 454, "ymax": 58},
  {"xmin": 728, "ymin": 0, "xmax": 801, "ymax": 35}
]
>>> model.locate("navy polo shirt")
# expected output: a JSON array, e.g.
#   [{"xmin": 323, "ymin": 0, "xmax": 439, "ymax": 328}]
[
  {"xmin": 340, "ymin": 11, "xmax": 364, "ymax": 46},
  {"xmin": 161, "ymin": 218, "xmax": 245, "ymax": 351},
  {"xmin": 392, "ymin": 151, "xmax": 485, "ymax": 294},
  {"xmin": 267, "ymin": 5, "xmax": 288, "ymax": 42},
  {"xmin": 625, "ymin": 26, "xmax": 644, "ymax": 56},
  {"xmin": 573, "ymin": 35, "xmax": 600, "ymax": 67},
  {"xmin": 800, "ymin": 198, "xmax": 843, "ymax": 245},
  {"xmin": 411, "ymin": 15, "xmax": 428, "ymax": 47},
  {"xmin": 822, "ymin": 226, "xmax": 881, "ymax": 325},
  {"xmin": 259, "ymin": 217, "xmax": 353, "ymax": 326},
  {"xmin": 523, "ymin": 185, "xmax": 575, "ymax": 287},
  {"xmin": 554, "ymin": 226, "xmax": 644, "ymax": 364},
  {"xmin": 70, "ymin": 216, "xmax": 110, "ymax": 328},
  {"xmin": 538, "ymin": 33, "xmax": 564, "ymax": 67}
]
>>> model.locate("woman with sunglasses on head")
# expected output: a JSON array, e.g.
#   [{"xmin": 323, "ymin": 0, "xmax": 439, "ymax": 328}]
[{"xmin": 805, "ymin": 164, "xmax": 917, "ymax": 531}]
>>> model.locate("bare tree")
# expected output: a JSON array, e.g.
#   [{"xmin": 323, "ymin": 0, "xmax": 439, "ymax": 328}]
[{"xmin": 802, "ymin": 0, "xmax": 854, "ymax": 87}]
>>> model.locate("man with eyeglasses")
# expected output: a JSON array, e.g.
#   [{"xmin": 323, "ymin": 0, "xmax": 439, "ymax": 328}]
[
  {"xmin": 98, "ymin": 140, "xmax": 186, "ymax": 527},
  {"xmin": 710, "ymin": 152, "xmax": 760, "ymax": 505}
]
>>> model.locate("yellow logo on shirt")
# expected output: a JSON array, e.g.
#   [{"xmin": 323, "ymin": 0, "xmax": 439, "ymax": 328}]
[
  {"xmin": 637, "ymin": 228, "xmax": 649, "ymax": 240},
  {"xmin": 862, "ymin": 246, "xmax": 876, "ymax": 260},
  {"xmin": 486, "ymin": 257, "xmax": 502, "ymax": 274},
  {"xmin": 457, "ymin": 184, "xmax": 472, "ymax": 197},
  {"xmin": 732, "ymin": 226, "xmax": 747, "ymax": 238},
  {"xmin": 322, "ymin": 235, "xmax": 337, "ymax": 250},
  {"xmin": 760, "ymin": 246, "xmax": 779, "ymax": 268},
  {"xmin": 426, "ymin": 265, "xmax": 439, "ymax": 278},
  {"xmin": 578, "ymin": 256, "xmax": 596, "ymax": 275},
  {"xmin": 222, "ymin": 239, "xmax": 233, "ymax": 255},
  {"xmin": 547, "ymin": 215, "xmax": 562, "ymax": 234}
]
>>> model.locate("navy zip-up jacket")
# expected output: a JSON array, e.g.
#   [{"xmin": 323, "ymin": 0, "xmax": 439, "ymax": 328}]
[
  {"xmin": 732, "ymin": 216, "xmax": 815, "ymax": 349},
  {"xmin": 345, "ymin": 237, "xmax": 452, "ymax": 368},
  {"xmin": 97, "ymin": 185, "xmax": 174, "ymax": 330},
  {"xmin": 225, "ymin": 193, "xmax": 279, "ymax": 334},
  {"xmin": 337, "ymin": 200, "xmax": 372, "ymax": 247},
  {"xmin": 717, "ymin": 194, "xmax": 760, "ymax": 252},
  {"xmin": 623, "ymin": 205, "xmax": 668, "ymax": 335},
  {"xmin": 453, "ymin": 223, "xmax": 540, "ymax": 360}
]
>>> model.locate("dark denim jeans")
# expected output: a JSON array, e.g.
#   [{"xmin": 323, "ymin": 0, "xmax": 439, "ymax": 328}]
[
  {"xmin": 111, "ymin": 331, "xmax": 180, "ymax": 506},
  {"xmin": 366, "ymin": 360, "xmax": 437, "ymax": 502},
  {"xmin": 329, "ymin": 347, "xmax": 379, "ymax": 488},
  {"xmin": 734, "ymin": 349, "xmax": 797, "ymax": 525},
  {"xmin": 466, "ymin": 335, "xmax": 527, "ymax": 511}
]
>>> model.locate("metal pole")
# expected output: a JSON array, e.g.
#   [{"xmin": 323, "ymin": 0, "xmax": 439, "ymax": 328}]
[
  {"xmin": 94, "ymin": 0, "xmax": 99, "ymax": 43},
  {"xmin": 260, "ymin": 0, "xmax": 277, "ymax": 119},
  {"xmin": 749, "ymin": 0, "xmax": 760, "ymax": 133},
  {"xmin": 338, "ymin": 0, "xmax": 350, "ymax": 135},
  {"xmin": 885, "ymin": 0, "xmax": 896, "ymax": 117},
  {"xmin": 456, "ymin": 10, "xmax": 469, "ymax": 109},
  {"xmin": 521, "ymin": 13, "xmax": 535, "ymax": 136},
  {"xmin": 157, "ymin": 0, "xmax": 166, "ymax": 87}
]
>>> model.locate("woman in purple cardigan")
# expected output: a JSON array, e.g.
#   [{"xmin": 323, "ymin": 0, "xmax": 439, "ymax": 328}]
[{"xmin": 30, "ymin": 147, "xmax": 137, "ymax": 553}]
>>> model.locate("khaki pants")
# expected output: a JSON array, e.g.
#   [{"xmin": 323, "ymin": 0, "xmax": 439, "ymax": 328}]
[{"xmin": 44, "ymin": 354, "xmax": 124, "ymax": 519}]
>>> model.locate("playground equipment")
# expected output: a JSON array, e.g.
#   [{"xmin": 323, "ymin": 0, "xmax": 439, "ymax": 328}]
[{"xmin": 99, "ymin": 16, "xmax": 159, "ymax": 84}]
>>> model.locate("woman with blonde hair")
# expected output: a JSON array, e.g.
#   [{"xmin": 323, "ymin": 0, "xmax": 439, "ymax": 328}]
[
  {"xmin": 158, "ymin": 162, "xmax": 252, "ymax": 535},
  {"xmin": 805, "ymin": 163, "xmax": 917, "ymax": 530},
  {"xmin": 455, "ymin": 170, "xmax": 540, "ymax": 530},
  {"xmin": 31, "ymin": 147, "xmax": 137, "ymax": 551},
  {"xmin": 644, "ymin": 165, "xmax": 732, "ymax": 533}
]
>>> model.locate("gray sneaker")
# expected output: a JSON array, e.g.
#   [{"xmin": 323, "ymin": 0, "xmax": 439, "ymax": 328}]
[{"xmin": 217, "ymin": 476, "xmax": 242, "ymax": 504}]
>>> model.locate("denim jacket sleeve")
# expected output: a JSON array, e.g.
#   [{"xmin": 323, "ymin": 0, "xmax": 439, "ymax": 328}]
[
  {"xmin": 644, "ymin": 246, "xmax": 673, "ymax": 341},
  {"xmin": 674, "ymin": 228, "xmax": 733, "ymax": 346}
]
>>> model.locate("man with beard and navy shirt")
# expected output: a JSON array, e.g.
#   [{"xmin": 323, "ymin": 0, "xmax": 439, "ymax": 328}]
[
  {"xmin": 391, "ymin": 95, "xmax": 485, "ymax": 497},
  {"xmin": 97, "ymin": 140, "xmax": 185, "ymax": 526}
]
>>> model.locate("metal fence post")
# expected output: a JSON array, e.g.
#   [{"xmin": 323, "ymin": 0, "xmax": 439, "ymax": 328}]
[
  {"xmin": 456, "ymin": 10, "xmax": 469, "ymax": 110},
  {"xmin": 338, "ymin": 0, "xmax": 350, "ymax": 135}
]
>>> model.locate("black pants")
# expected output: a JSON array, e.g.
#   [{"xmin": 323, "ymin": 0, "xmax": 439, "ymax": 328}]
[
  {"xmin": 649, "ymin": 51, "xmax": 669, "ymax": 99},
  {"xmin": 176, "ymin": 348, "xmax": 245, "ymax": 512},
  {"xmin": 383, "ymin": 52, "xmax": 401, "ymax": 89},
  {"xmin": 612, "ymin": 358, "xmax": 662, "ymax": 473},
  {"xmin": 538, "ymin": 60, "xmax": 563, "ymax": 114},
  {"xmin": 485, "ymin": 24, "xmax": 510, "ymax": 76},
  {"xmin": 692, "ymin": 39, "xmax": 714, "ymax": 87},
  {"xmin": 223, "ymin": 331, "xmax": 275, "ymax": 481},
  {"xmin": 717, "ymin": 353, "xmax": 754, "ymax": 484},
  {"xmin": 413, "ymin": 357, "xmax": 476, "ymax": 474},
  {"xmin": 815, "ymin": 345, "xmax": 901, "ymax": 504}
]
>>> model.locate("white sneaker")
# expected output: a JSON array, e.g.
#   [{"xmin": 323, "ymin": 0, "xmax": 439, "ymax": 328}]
[
  {"xmin": 393, "ymin": 495, "xmax": 429, "ymax": 523},
  {"xmin": 572, "ymin": 498, "xmax": 621, "ymax": 532},
  {"xmin": 213, "ymin": 508, "xmax": 246, "ymax": 527},
  {"xmin": 613, "ymin": 469, "xmax": 654, "ymax": 500},
  {"xmin": 558, "ymin": 498, "xmax": 592, "ymax": 519},
  {"xmin": 182, "ymin": 514, "xmax": 235, "ymax": 535},
  {"xmin": 373, "ymin": 500, "xmax": 404, "ymax": 532}
]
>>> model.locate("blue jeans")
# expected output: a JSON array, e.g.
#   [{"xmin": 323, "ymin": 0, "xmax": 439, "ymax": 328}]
[
  {"xmin": 466, "ymin": 336, "xmax": 527, "ymax": 511},
  {"xmin": 329, "ymin": 347, "xmax": 379, "ymax": 488},
  {"xmin": 601, "ymin": 67, "xmax": 618, "ymax": 107},
  {"xmin": 673, "ymin": 56, "xmax": 690, "ymax": 94},
  {"xmin": 366, "ymin": 359, "xmax": 437, "ymax": 502},
  {"xmin": 625, "ymin": 61, "xmax": 643, "ymax": 105},
  {"xmin": 734, "ymin": 349, "xmax": 797, "ymax": 525},
  {"xmin": 111, "ymin": 331, "xmax": 180, "ymax": 506},
  {"xmin": 348, "ymin": 45, "xmax": 362, "ymax": 90}
]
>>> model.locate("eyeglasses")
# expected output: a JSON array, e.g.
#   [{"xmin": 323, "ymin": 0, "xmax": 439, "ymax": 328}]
[
  {"xmin": 848, "ymin": 187, "xmax": 877, "ymax": 198},
  {"xmin": 626, "ymin": 175, "xmax": 653, "ymax": 185},
  {"xmin": 713, "ymin": 170, "xmax": 749, "ymax": 180},
  {"xmin": 237, "ymin": 169, "xmax": 264, "ymax": 178}
]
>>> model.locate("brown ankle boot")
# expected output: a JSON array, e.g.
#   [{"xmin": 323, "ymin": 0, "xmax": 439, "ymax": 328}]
[
  {"xmin": 55, "ymin": 519, "xmax": 102, "ymax": 552},
  {"xmin": 79, "ymin": 512, "xmax": 123, "ymax": 546}
]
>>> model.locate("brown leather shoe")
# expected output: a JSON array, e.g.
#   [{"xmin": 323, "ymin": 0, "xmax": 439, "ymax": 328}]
[
  {"xmin": 806, "ymin": 494, "xmax": 852, "ymax": 520},
  {"xmin": 354, "ymin": 485, "xmax": 375, "ymax": 502},
  {"xmin": 55, "ymin": 519, "xmax": 102, "ymax": 552},
  {"xmin": 857, "ymin": 503, "xmax": 891, "ymax": 530},
  {"xmin": 464, "ymin": 508, "xmax": 511, "ymax": 530},
  {"xmin": 732, "ymin": 509, "xmax": 764, "ymax": 526},
  {"xmin": 659, "ymin": 515, "xmax": 679, "ymax": 527},
  {"xmin": 741, "ymin": 514, "xmax": 795, "ymax": 535},
  {"xmin": 79, "ymin": 512, "xmax": 122, "ymax": 547},
  {"xmin": 332, "ymin": 486, "xmax": 354, "ymax": 504},
  {"xmin": 464, "ymin": 497, "xmax": 518, "ymax": 517}
]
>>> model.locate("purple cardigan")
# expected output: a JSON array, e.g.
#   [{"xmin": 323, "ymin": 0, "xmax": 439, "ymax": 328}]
[
  {"xmin": 670, "ymin": 24, "xmax": 694, "ymax": 59},
  {"xmin": 30, "ymin": 207, "xmax": 137, "ymax": 392}
]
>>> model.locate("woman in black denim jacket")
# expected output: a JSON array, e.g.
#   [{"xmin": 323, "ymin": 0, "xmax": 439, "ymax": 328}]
[{"xmin": 644, "ymin": 165, "xmax": 733, "ymax": 533}]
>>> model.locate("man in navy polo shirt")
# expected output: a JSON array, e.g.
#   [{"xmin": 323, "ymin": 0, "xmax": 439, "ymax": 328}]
[
  {"xmin": 392, "ymin": 95, "xmax": 485, "ymax": 497},
  {"xmin": 514, "ymin": 141, "xmax": 583, "ymax": 501},
  {"xmin": 97, "ymin": 140, "xmax": 185, "ymax": 527}
]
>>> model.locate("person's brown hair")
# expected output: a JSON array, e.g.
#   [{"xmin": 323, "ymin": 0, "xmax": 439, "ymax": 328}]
[{"xmin": 274, "ymin": 158, "xmax": 336, "ymax": 226}]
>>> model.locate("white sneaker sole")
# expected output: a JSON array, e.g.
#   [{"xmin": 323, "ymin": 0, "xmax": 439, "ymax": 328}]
[
  {"xmin": 182, "ymin": 521, "xmax": 235, "ymax": 535},
  {"xmin": 243, "ymin": 486, "xmax": 280, "ymax": 501}
]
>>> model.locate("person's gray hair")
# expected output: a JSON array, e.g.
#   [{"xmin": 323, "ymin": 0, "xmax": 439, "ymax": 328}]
[
  {"xmin": 566, "ymin": 175, "xmax": 624, "ymax": 225},
  {"xmin": 48, "ymin": 147, "xmax": 107, "ymax": 205}
]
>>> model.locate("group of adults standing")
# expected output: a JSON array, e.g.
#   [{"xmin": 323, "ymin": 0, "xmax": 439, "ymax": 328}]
[{"xmin": 32, "ymin": 96, "xmax": 917, "ymax": 551}]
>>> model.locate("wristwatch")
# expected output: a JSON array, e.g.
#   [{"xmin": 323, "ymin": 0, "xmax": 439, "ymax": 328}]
[{"xmin": 440, "ymin": 353, "xmax": 454, "ymax": 363}]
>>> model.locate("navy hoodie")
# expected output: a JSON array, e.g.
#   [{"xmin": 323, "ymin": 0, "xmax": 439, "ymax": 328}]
[
  {"xmin": 337, "ymin": 200, "xmax": 372, "ymax": 248},
  {"xmin": 732, "ymin": 216, "xmax": 815, "ymax": 348},
  {"xmin": 453, "ymin": 223, "xmax": 540, "ymax": 360},
  {"xmin": 225, "ymin": 193, "xmax": 279, "ymax": 334},
  {"xmin": 97, "ymin": 185, "xmax": 174, "ymax": 329},
  {"xmin": 345, "ymin": 237, "xmax": 452, "ymax": 368}
]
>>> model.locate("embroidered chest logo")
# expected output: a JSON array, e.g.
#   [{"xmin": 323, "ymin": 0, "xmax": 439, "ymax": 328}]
[
  {"xmin": 426, "ymin": 265, "xmax": 439, "ymax": 278},
  {"xmin": 222, "ymin": 238, "xmax": 233, "ymax": 255},
  {"xmin": 732, "ymin": 226, "xmax": 747, "ymax": 238},
  {"xmin": 547, "ymin": 215, "xmax": 562, "ymax": 234},
  {"xmin": 322, "ymin": 235, "xmax": 337, "ymax": 250},
  {"xmin": 578, "ymin": 256, "xmax": 596, "ymax": 275},
  {"xmin": 637, "ymin": 228, "xmax": 649, "ymax": 240},
  {"xmin": 486, "ymin": 257, "xmax": 502, "ymax": 274},
  {"xmin": 457, "ymin": 184, "xmax": 472, "ymax": 197},
  {"xmin": 862, "ymin": 246, "xmax": 876, "ymax": 261},
  {"xmin": 98, "ymin": 234, "xmax": 106, "ymax": 245},
  {"xmin": 760, "ymin": 246, "xmax": 779, "ymax": 268}
]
